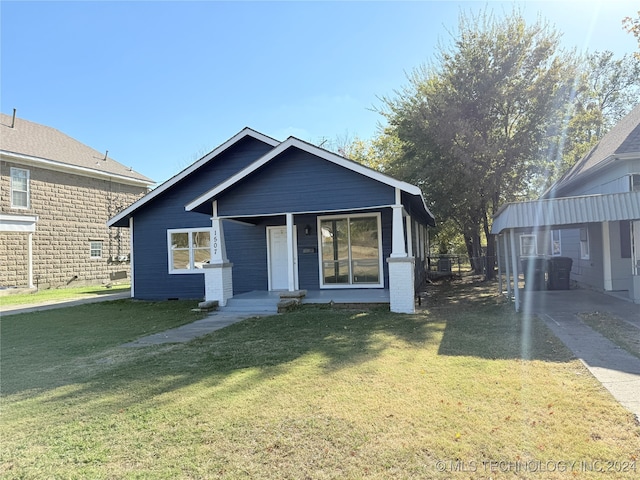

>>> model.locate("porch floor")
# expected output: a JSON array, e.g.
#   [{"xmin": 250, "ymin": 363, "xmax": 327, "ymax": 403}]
[{"xmin": 230, "ymin": 289, "xmax": 390, "ymax": 305}]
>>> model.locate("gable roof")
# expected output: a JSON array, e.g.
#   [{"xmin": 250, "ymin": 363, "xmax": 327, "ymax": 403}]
[
  {"xmin": 0, "ymin": 112, "xmax": 153, "ymax": 186},
  {"xmin": 185, "ymin": 136, "xmax": 435, "ymax": 225},
  {"xmin": 107, "ymin": 127, "xmax": 279, "ymax": 227},
  {"xmin": 543, "ymin": 104, "xmax": 640, "ymax": 198}
]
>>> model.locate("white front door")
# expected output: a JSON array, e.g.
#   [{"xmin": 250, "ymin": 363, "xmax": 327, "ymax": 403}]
[{"xmin": 267, "ymin": 226, "xmax": 298, "ymax": 290}]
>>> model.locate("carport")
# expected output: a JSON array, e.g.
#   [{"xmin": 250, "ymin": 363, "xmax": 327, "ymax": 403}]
[{"xmin": 492, "ymin": 191, "xmax": 640, "ymax": 312}]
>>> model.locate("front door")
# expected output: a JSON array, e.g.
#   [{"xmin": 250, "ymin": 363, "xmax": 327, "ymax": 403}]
[{"xmin": 267, "ymin": 226, "xmax": 298, "ymax": 290}]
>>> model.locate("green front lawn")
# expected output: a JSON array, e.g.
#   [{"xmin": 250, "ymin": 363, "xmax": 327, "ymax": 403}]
[
  {"xmin": 0, "ymin": 284, "xmax": 131, "ymax": 306},
  {"xmin": 1, "ymin": 282, "xmax": 638, "ymax": 479}
]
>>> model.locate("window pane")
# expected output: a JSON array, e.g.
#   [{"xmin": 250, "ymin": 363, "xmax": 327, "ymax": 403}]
[
  {"xmin": 193, "ymin": 231, "xmax": 210, "ymax": 248},
  {"xmin": 171, "ymin": 232, "xmax": 190, "ymax": 269},
  {"xmin": 350, "ymin": 217, "xmax": 379, "ymax": 283},
  {"xmin": 12, "ymin": 191, "xmax": 28, "ymax": 208},
  {"xmin": 171, "ymin": 232, "xmax": 189, "ymax": 249},
  {"xmin": 321, "ymin": 219, "xmax": 349, "ymax": 284}
]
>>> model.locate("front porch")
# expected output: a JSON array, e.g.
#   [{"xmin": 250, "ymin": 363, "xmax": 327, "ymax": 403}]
[{"xmin": 220, "ymin": 289, "xmax": 392, "ymax": 314}]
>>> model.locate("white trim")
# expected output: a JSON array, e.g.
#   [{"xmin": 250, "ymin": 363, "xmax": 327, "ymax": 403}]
[
  {"xmin": 107, "ymin": 128, "xmax": 279, "ymax": 226},
  {"xmin": 2, "ymin": 151, "xmax": 152, "ymax": 188},
  {"xmin": 167, "ymin": 227, "xmax": 213, "ymax": 274},
  {"xmin": 185, "ymin": 137, "xmax": 432, "ymax": 218},
  {"xmin": 214, "ymin": 204, "xmax": 397, "ymax": 220},
  {"xmin": 317, "ymin": 212, "xmax": 384, "ymax": 289},
  {"xmin": 0, "ymin": 214, "xmax": 38, "ymax": 232},
  {"xmin": 602, "ymin": 222, "xmax": 613, "ymax": 291}
]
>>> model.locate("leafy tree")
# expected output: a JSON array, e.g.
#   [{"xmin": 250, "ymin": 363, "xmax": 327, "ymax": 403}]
[
  {"xmin": 623, "ymin": 11, "xmax": 640, "ymax": 59},
  {"xmin": 542, "ymin": 51, "xmax": 640, "ymax": 185},
  {"xmin": 378, "ymin": 8, "xmax": 576, "ymax": 276}
]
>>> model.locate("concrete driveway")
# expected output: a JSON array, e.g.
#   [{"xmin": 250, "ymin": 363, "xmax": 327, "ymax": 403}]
[{"xmin": 518, "ymin": 287, "xmax": 640, "ymax": 420}]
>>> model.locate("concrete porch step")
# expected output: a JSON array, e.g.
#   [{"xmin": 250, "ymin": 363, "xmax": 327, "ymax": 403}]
[{"xmin": 219, "ymin": 297, "xmax": 279, "ymax": 314}]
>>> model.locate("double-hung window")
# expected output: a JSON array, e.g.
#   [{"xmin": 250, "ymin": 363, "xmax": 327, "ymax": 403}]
[
  {"xmin": 167, "ymin": 228, "xmax": 211, "ymax": 273},
  {"xmin": 550, "ymin": 230, "xmax": 561, "ymax": 256},
  {"xmin": 10, "ymin": 167, "xmax": 30, "ymax": 209},
  {"xmin": 580, "ymin": 227, "xmax": 590, "ymax": 259},
  {"xmin": 90, "ymin": 241, "xmax": 103, "ymax": 259},
  {"xmin": 520, "ymin": 234, "xmax": 537, "ymax": 256}
]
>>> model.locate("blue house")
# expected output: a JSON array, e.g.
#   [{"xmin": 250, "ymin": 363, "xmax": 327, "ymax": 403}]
[{"xmin": 108, "ymin": 128, "xmax": 435, "ymax": 313}]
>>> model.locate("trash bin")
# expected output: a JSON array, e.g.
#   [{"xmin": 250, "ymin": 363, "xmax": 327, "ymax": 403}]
[
  {"xmin": 521, "ymin": 257, "xmax": 547, "ymax": 290},
  {"xmin": 547, "ymin": 256, "xmax": 573, "ymax": 290}
]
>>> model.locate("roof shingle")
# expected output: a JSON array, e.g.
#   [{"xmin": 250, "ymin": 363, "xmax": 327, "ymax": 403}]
[{"xmin": 0, "ymin": 112, "xmax": 153, "ymax": 184}]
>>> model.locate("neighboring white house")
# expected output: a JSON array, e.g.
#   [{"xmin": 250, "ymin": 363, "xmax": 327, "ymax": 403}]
[{"xmin": 492, "ymin": 105, "xmax": 640, "ymax": 310}]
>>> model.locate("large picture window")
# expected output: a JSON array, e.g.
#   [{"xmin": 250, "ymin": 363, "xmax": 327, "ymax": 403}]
[
  {"xmin": 11, "ymin": 167, "xmax": 30, "ymax": 209},
  {"xmin": 319, "ymin": 213, "xmax": 382, "ymax": 288},
  {"xmin": 167, "ymin": 228, "xmax": 211, "ymax": 273}
]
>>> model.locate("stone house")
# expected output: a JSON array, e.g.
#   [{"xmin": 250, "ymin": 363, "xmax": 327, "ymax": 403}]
[{"xmin": 0, "ymin": 111, "xmax": 154, "ymax": 289}]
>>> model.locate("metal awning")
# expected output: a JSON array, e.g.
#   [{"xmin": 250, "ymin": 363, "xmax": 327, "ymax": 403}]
[{"xmin": 492, "ymin": 191, "xmax": 640, "ymax": 234}]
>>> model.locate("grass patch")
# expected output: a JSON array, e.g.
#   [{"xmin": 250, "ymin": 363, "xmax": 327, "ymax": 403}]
[
  {"xmin": 0, "ymin": 284, "xmax": 131, "ymax": 306},
  {"xmin": 2, "ymin": 280, "xmax": 639, "ymax": 479},
  {"xmin": 1, "ymin": 300, "xmax": 206, "ymax": 395},
  {"xmin": 579, "ymin": 312, "xmax": 640, "ymax": 359}
]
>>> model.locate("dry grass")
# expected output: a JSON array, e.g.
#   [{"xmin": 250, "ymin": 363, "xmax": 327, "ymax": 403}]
[
  {"xmin": 2, "ymin": 278, "xmax": 639, "ymax": 479},
  {"xmin": 579, "ymin": 312, "xmax": 640, "ymax": 359}
]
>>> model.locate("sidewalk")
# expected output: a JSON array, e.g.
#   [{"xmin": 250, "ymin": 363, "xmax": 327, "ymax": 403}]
[
  {"xmin": 519, "ymin": 288, "xmax": 640, "ymax": 420},
  {"xmin": 120, "ymin": 311, "xmax": 268, "ymax": 347},
  {"xmin": 0, "ymin": 291, "xmax": 131, "ymax": 316}
]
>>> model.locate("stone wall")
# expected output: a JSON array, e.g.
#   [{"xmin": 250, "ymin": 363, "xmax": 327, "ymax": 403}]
[{"xmin": 1, "ymin": 160, "xmax": 148, "ymax": 288}]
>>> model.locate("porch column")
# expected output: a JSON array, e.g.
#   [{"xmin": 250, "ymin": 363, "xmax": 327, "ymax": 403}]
[
  {"xmin": 203, "ymin": 202, "xmax": 233, "ymax": 306},
  {"xmin": 509, "ymin": 228, "xmax": 520, "ymax": 312},
  {"xmin": 632, "ymin": 221, "xmax": 640, "ymax": 304},
  {"xmin": 388, "ymin": 189, "xmax": 415, "ymax": 314},
  {"xmin": 129, "ymin": 217, "xmax": 134, "ymax": 298},
  {"xmin": 503, "ymin": 232, "xmax": 512, "ymax": 300},
  {"xmin": 286, "ymin": 213, "xmax": 296, "ymax": 292},
  {"xmin": 602, "ymin": 222, "xmax": 613, "ymax": 291},
  {"xmin": 496, "ymin": 235, "xmax": 502, "ymax": 295},
  {"xmin": 27, "ymin": 232, "xmax": 34, "ymax": 289}
]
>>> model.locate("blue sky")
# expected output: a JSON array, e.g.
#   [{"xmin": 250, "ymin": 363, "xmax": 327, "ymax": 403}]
[{"xmin": 1, "ymin": 1, "xmax": 637, "ymax": 184}]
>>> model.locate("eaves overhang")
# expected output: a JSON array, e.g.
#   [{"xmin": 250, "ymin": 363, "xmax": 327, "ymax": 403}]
[{"xmin": 492, "ymin": 191, "xmax": 640, "ymax": 234}]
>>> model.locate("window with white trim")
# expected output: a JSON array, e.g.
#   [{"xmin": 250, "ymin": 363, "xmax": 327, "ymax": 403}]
[
  {"xmin": 580, "ymin": 227, "xmax": 590, "ymax": 259},
  {"xmin": 10, "ymin": 167, "xmax": 30, "ymax": 209},
  {"xmin": 550, "ymin": 230, "xmax": 561, "ymax": 256},
  {"xmin": 167, "ymin": 228, "xmax": 211, "ymax": 273},
  {"xmin": 520, "ymin": 234, "xmax": 537, "ymax": 256},
  {"xmin": 318, "ymin": 213, "xmax": 383, "ymax": 287},
  {"xmin": 630, "ymin": 174, "xmax": 640, "ymax": 192},
  {"xmin": 90, "ymin": 241, "xmax": 103, "ymax": 259}
]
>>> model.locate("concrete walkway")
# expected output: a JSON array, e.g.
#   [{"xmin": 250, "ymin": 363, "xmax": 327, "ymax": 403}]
[
  {"xmin": 520, "ymin": 288, "xmax": 640, "ymax": 420},
  {"xmin": 121, "ymin": 311, "xmax": 267, "ymax": 347}
]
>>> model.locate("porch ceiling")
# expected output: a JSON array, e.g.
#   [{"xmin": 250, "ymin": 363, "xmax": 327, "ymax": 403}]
[{"xmin": 492, "ymin": 191, "xmax": 640, "ymax": 235}]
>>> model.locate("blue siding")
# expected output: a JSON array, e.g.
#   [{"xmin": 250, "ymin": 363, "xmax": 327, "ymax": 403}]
[
  {"xmin": 225, "ymin": 210, "xmax": 394, "ymax": 294},
  {"xmin": 132, "ymin": 138, "xmax": 274, "ymax": 300},
  {"xmin": 217, "ymin": 148, "xmax": 396, "ymax": 216}
]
